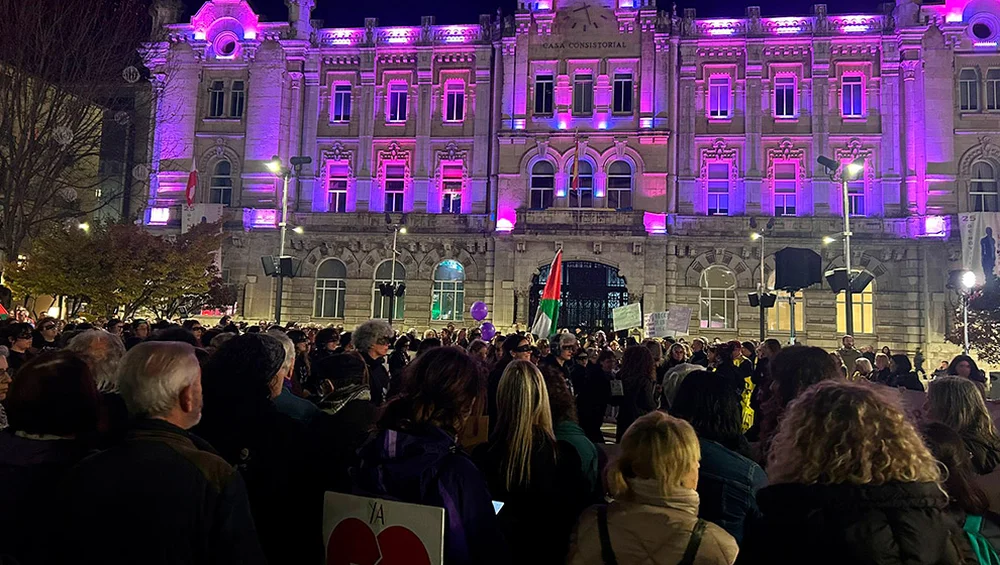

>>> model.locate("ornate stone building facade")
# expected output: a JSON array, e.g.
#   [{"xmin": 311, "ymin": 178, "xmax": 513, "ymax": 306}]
[{"xmin": 142, "ymin": 0, "xmax": 1000, "ymax": 356}]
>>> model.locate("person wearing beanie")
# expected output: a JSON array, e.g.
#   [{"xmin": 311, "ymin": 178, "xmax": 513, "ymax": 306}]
[{"xmin": 192, "ymin": 334, "xmax": 324, "ymax": 565}]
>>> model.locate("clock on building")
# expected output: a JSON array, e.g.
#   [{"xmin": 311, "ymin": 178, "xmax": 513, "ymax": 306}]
[{"xmin": 556, "ymin": 2, "xmax": 611, "ymax": 33}]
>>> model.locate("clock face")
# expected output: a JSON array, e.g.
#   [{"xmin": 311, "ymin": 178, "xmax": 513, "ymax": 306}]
[{"xmin": 556, "ymin": 2, "xmax": 612, "ymax": 33}]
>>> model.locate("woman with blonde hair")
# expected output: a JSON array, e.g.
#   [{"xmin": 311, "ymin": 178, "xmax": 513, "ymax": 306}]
[
  {"xmin": 568, "ymin": 411, "xmax": 738, "ymax": 565},
  {"xmin": 851, "ymin": 357, "xmax": 874, "ymax": 382},
  {"xmin": 927, "ymin": 376, "xmax": 1000, "ymax": 476},
  {"xmin": 740, "ymin": 380, "xmax": 969, "ymax": 565},
  {"xmin": 473, "ymin": 360, "xmax": 589, "ymax": 564}
]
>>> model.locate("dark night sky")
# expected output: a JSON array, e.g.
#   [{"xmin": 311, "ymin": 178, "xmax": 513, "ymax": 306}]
[{"xmin": 180, "ymin": 0, "xmax": 888, "ymax": 28}]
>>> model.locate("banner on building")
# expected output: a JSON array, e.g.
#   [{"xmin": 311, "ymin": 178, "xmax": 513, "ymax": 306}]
[
  {"xmin": 323, "ymin": 492, "xmax": 444, "ymax": 565},
  {"xmin": 181, "ymin": 203, "xmax": 225, "ymax": 234},
  {"xmin": 958, "ymin": 213, "xmax": 1000, "ymax": 285},
  {"xmin": 613, "ymin": 302, "xmax": 643, "ymax": 331}
]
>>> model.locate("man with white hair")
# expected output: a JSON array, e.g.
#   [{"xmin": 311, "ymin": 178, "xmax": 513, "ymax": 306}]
[
  {"xmin": 268, "ymin": 328, "xmax": 321, "ymax": 423},
  {"xmin": 65, "ymin": 329, "xmax": 126, "ymax": 392},
  {"xmin": 51, "ymin": 342, "xmax": 265, "ymax": 565}
]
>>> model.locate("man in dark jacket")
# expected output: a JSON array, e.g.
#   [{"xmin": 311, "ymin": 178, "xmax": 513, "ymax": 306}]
[
  {"xmin": 540, "ymin": 333, "xmax": 577, "ymax": 389},
  {"xmin": 353, "ymin": 320, "xmax": 393, "ymax": 405},
  {"xmin": 51, "ymin": 342, "xmax": 265, "ymax": 565},
  {"xmin": 689, "ymin": 337, "xmax": 709, "ymax": 367}
]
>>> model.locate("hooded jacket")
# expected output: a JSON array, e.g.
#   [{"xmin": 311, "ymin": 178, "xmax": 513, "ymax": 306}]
[
  {"xmin": 963, "ymin": 432, "xmax": 1000, "ymax": 476},
  {"xmin": 354, "ymin": 425, "xmax": 509, "ymax": 565},
  {"xmin": 738, "ymin": 482, "xmax": 969, "ymax": 565}
]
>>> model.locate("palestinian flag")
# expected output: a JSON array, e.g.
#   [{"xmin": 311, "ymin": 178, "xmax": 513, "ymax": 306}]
[
  {"xmin": 531, "ymin": 249, "xmax": 562, "ymax": 338},
  {"xmin": 0, "ymin": 304, "xmax": 8, "ymax": 320}
]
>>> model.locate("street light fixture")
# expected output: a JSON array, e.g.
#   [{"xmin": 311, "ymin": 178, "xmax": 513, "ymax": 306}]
[
  {"xmin": 77, "ymin": 222, "xmax": 90, "ymax": 232},
  {"xmin": 748, "ymin": 217, "xmax": 777, "ymax": 341},
  {"xmin": 265, "ymin": 154, "xmax": 312, "ymax": 324},
  {"xmin": 818, "ymin": 154, "xmax": 866, "ymax": 336},
  {"xmin": 948, "ymin": 269, "xmax": 978, "ymax": 354},
  {"xmin": 822, "ymin": 235, "xmax": 837, "ymax": 245},
  {"xmin": 380, "ymin": 213, "xmax": 407, "ymax": 327},
  {"xmin": 292, "ymin": 226, "xmax": 305, "ymax": 234}
]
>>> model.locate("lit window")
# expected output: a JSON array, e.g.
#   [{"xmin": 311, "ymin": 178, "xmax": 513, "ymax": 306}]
[
  {"xmin": 229, "ymin": 81, "xmax": 245, "ymax": 118},
  {"xmin": 210, "ymin": 160, "xmax": 232, "ymax": 206},
  {"xmin": 607, "ymin": 160, "xmax": 633, "ymax": 210},
  {"xmin": 971, "ymin": 160, "xmax": 999, "ymax": 212},
  {"xmin": 209, "ymin": 80, "xmax": 225, "ymax": 118},
  {"xmin": 708, "ymin": 76, "xmax": 730, "ymax": 118},
  {"xmin": 707, "ymin": 162, "xmax": 730, "ymax": 216},
  {"xmin": 960, "ymin": 69, "xmax": 980, "ymax": 112},
  {"xmin": 842, "ymin": 75, "xmax": 863, "ymax": 117},
  {"xmin": 314, "ymin": 259, "xmax": 346, "ymax": 318},
  {"xmin": 569, "ymin": 160, "xmax": 593, "ymax": 208},
  {"xmin": 769, "ymin": 291, "xmax": 804, "ymax": 332},
  {"xmin": 445, "ymin": 83, "xmax": 465, "ymax": 122},
  {"xmin": 441, "ymin": 164, "xmax": 463, "ymax": 214},
  {"xmin": 699, "ymin": 266, "xmax": 737, "ymax": 329},
  {"xmin": 987, "ymin": 69, "xmax": 1000, "ymax": 111},
  {"xmin": 773, "ymin": 162, "xmax": 796, "ymax": 216},
  {"xmin": 573, "ymin": 73, "xmax": 594, "ymax": 115},
  {"xmin": 372, "ymin": 260, "xmax": 405, "ymax": 320},
  {"xmin": 328, "ymin": 162, "xmax": 349, "ymax": 213},
  {"xmin": 613, "ymin": 73, "xmax": 633, "ymax": 114},
  {"xmin": 774, "ymin": 76, "xmax": 796, "ymax": 118},
  {"xmin": 388, "ymin": 84, "xmax": 408, "ymax": 122},
  {"xmin": 431, "ymin": 260, "xmax": 465, "ymax": 321},
  {"xmin": 332, "ymin": 84, "xmax": 352, "ymax": 122},
  {"xmin": 836, "ymin": 272, "xmax": 875, "ymax": 334},
  {"xmin": 384, "ymin": 164, "xmax": 405, "ymax": 212},
  {"xmin": 534, "ymin": 74, "xmax": 554, "ymax": 115},
  {"xmin": 530, "ymin": 161, "xmax": 555, "ymax": 210}
]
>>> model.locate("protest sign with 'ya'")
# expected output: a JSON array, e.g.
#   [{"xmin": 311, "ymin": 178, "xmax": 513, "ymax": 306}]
[{"xmin": 324, "ymin": 492, "xmax": 444, "ymax": 565}]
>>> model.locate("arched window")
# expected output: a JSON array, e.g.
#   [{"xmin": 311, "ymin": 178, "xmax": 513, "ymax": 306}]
[
  {"xmin": 836, "ymin": 271, "xmax": 875, "ymax": 334},
  {"xmin": 314, "ymin": 259, "xmax": 346, "ymax": 319},
  {"xmin": 569, "ymin": 160, "xmax": 594, "ymax": 208},
  {"xmin": 699, "ymin": 266, "xmax": 737, "ymax": 329},
  {"xmin": 530, "ymin": 161, "xmax": 555, "ymax": 210},
  {"xmin": 766, "ymin": 272, "xmax": 804, "ymax": 332},
  {"xmin": 431, "ymin": 260, "xmax": 465, "ymax": 321},
  {"xmin": 372, "ymin": 260, "xmax": 405, "ymax": 320},
  {"xmin": 210, "ymin": 160, "xmax": 233, "ymax": 206},
  {"xmin": 971, "ymin": 161, "xmax": 999, "ymax": 212},
  {"xmin": 607, "ymin": 161, "xmax": 633, "ymax": 210}
]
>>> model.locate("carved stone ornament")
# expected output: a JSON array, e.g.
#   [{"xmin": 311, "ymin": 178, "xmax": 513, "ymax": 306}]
[
  {"xmin": 536, "ymin": 138, "xmax": 550, "ymax": 160},
  {"xmin": 614, "ymin": 138, "xmax": 628, "ymax": 159}
]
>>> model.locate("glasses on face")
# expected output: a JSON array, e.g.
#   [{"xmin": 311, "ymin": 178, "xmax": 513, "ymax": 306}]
[
  {"xmin": 562, "ymin": 345, "xmax": 577, "ymax": 351},
  {"xmin": 376, "ymin": 337, "xmax": 393, "ymax": 346},
  {"xmin": 41, "ymin": 325, "xmax": 55, "ymax": 331},
  {"xmin": 513, "ymin": 345, "xmax": 532, "ymax": 353}
]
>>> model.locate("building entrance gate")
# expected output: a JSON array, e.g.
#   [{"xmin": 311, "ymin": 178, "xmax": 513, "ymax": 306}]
[{"xmin": 529, "ymin": 261, "xmax": 629, "ymax": 333}]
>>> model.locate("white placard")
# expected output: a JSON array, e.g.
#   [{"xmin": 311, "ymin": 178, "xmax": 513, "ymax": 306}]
[
  {"xmin": 644, "ymin": 311, "xmax": 669, "ymax": 338},
  {"xmin": 613, "ymin": 302, "xmax": 643, "ymax": 331},
  {"xmin": 666, "ymin": 306, "xmax": 693, "ymax": 334},
  {"xmin": 323, "ymin": 491, "xmax": 444, "ymax": 565}
]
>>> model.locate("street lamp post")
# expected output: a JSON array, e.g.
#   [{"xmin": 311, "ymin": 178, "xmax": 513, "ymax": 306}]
[
  {"xmin": 949, "ymin": 269, "xmax": 977, "ymax": 355},
  {"xmin": 818, "ymin": 155, "xmax": 865, "ymax": 337},
  {"xmin": 750, "ymin": 217, "xmax": 775, "ymax": 342},
  {"xmin": 380, "ymin": 214, "xmax": 407, "ymax": 327},
  {"xmin": 266, "ymin": 154, "xmax": 311, "ymax": 325}
]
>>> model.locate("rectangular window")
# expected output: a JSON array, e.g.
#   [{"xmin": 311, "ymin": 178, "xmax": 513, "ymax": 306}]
[
  {"xmin": 708, "ymin": 77, "xmax": 730, "ymax": 118},
  {"xmin": 773, "ymin": 76, "xmax": 796, "ymax": 118},
  {"xmin": 837, "ymin": 279, "xmax": 874, "ymax": 334},
  {"xmin": 842, "ymin": 76, "xmax": 864, "ymax": 118},
  {"xmin": 769, "ymin": 291, "xmax": 804, "ymax": 332},
  {"xmin": 441, "ymin": 164, "xmax": 463, "ymax": 214},
  {"xmin": 445, "ymin": 83, "xmax": 465, "ymax": 122},
  {"xmin": 328, "ymin": 163, "xmax": 349, "ymax": 213},
  {"xmin": 332, "ymin": 84, "xmax": 352, "ymax": 122},
  {"xmin": 613, "ymin": 73, "xmax": 633, "ymax": 114},
  {"xmin": 229, "ymin": 81, "xmax": 245, "ymax": 118},
  {"xmin": 988, "ymin": 69, "xmax": 1000, "ymax": 111},
  {"xmin": 970, "ymin": 161, "xmax": 998, "ymax": 212},
  {"xmin": 384, "ymin": 164, "xmax": 405, "ymax": 212},
  {"xmin": 773, "ymin": 162, "xmax": 797, "ymax": 216},
  {"xmin": 961, "ymin": 69, "xmax": 981, "ymax": 112},
  {"xmin": 534, "ymin": 74, "xmax": 554, "ymax": 115},
  {"xmin": 573, "ymin": 73, "xmax": 594, "ymax": 115},
  {"xmin": 707, "ymin": 163, "xmax": 730, "ymax": 216},
  {"xmin": 209, "ymin": 80, "xmax": 225, "ymax": 118},
  {"xmin": 388, "ymin": 84, "xmax": 408, "ymax": 122},
  {"xmin": 847, "ymin": 178, "xmax": 866, "ymax": 216}
]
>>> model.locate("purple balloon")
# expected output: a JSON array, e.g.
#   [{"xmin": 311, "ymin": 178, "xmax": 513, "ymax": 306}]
[
  {"xmin": 470, "ymin": 301, "xmax": 489, "ymax": 322},
  {"xmin": 480, "ymin": 322, "xmax": 496, "ymax": 341}
]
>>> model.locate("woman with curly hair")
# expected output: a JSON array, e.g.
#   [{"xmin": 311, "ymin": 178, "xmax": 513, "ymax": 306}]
[
  {"xmin": 927, "ymin": 376, "xmax": 1000, "ymax": 476},
  {"xmin": 739, "ymin": 380, "xmax": 969, "ymax": 565}
]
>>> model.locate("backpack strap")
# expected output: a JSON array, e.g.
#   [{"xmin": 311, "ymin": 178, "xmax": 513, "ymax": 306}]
[
  {"xmin": 963, "ymin": 514, "xmax": 1000, "ymax": 565},
  {"xmin": 597, "ymin": 505, "xmax": 618, "ymax": 565},
  {"xmin": 678, "ymin": 519, "xmax": 708, "ymax": 565}
]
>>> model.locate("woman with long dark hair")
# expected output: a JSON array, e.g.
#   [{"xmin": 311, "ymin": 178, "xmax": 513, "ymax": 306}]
[
  {"xmin": 616, "ymin": 346, "xmax": 657, "ymax": 442},
  {"xmin": 927, "ymin": 376, "xmax": 1000, "ymax": 476},
  {"xmin": 948, "ymin": 354, "xmax": 986, "ymax": 385},
  {"xmin": 354, "ymin": 347, "xmax": 507, "ymax": 565}
]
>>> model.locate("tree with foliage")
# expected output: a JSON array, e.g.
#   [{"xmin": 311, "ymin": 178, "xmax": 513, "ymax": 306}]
[
  {"xmin": 0, "ymin": 0, "xmax": 153, "ymax": 265},
  {"xmin": 6, "ymin": 221, "xmax": 224, "ymax": 320},
  {"xmin": 948, "ymin": 284, "xmax": 1000, "ymax": 365}
]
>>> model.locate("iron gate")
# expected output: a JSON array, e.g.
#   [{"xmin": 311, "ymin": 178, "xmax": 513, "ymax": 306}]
[{"xmin": 529, "ymin": 261, "xmax": 629, "ymax": 333}]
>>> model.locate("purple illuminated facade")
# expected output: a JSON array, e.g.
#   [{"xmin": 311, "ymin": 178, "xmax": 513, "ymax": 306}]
[{"xmin": 142, "ymin": 0, "xmax": 999, "ymax": 356}]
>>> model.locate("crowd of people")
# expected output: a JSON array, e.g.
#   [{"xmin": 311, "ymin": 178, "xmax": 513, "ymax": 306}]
[{"xmin": 0, "ymin": 315, "xmax": 999, "ymax": 565}]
